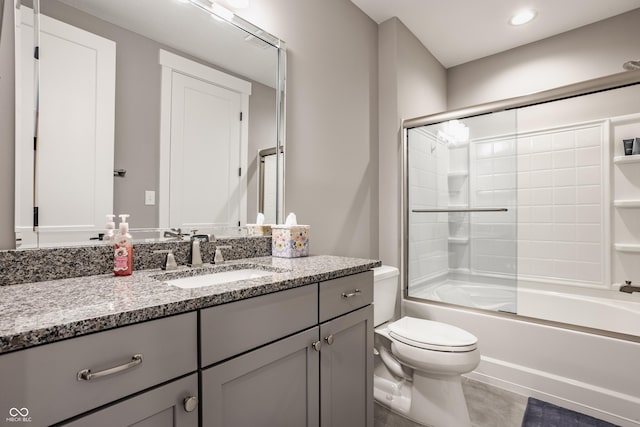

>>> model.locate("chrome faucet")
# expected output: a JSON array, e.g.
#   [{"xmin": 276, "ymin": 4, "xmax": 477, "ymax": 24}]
[
  {"xmin": 189, "ymin": 234, "xmax": 209, "ymax": 267},
  {"xmin": 163, "ymin": 228, "xmax": 188, "ymax": 240},
  {"xmin": 620, "ymin": 281, "xmax": 640, "ymax": 294},
  {"xmin": 213, "ymin": 245, "xmax": 232, "ymax": 264},
  {"xmin": 154, "ymin": 250, "xmax": 178, "ymax": 270}
]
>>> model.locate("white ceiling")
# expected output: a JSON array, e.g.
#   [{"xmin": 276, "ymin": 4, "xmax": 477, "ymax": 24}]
[{"xmin": 350, "ymin": 0, "xmax": 640, "ymax": 68}]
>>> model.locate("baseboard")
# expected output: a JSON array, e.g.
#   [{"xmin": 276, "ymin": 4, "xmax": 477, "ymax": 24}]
[{"xmin": 466, "ymin": 356, "xmax": 640, "ymax": 427}]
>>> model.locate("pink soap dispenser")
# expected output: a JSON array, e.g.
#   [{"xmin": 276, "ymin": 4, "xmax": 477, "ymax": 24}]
[{"xmin": 114, "ymin": 214, "xmax": 133, "ymax": 276}]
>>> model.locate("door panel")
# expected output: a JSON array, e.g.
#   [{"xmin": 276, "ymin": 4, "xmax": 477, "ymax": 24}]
[
  {"xmin": 17, "ymin": 7, "xmax": 116, "ymax": 247},
  {"xmin": 169, "ymin": 72, "xmax": 242, "ymax": 230},
  {"xmin": 202, "ymin": 327, "xmax": 320, "ymax": 427}
]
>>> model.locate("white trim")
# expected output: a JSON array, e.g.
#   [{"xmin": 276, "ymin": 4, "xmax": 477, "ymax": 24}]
[
  {"xmin": 158, "ymin": 50, "xmax": 251, "ymax": 228},
  {"xmin": 159, "ymin": 49, "xmax": 251, "ymax": 95}
]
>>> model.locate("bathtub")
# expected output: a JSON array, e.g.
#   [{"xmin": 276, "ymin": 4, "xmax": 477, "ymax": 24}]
[
  {"xmin": 404, "ymin": 291, "xmax": 640, "ymax": 427},
  {"xmin": 412, "ymin": 279, "xmax": 640, "ymax": 336}
]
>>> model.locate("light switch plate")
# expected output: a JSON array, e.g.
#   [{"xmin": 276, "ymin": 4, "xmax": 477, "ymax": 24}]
[{"xmin": 145, "ymin": 190, "xmax": 156, "ymax": 206}]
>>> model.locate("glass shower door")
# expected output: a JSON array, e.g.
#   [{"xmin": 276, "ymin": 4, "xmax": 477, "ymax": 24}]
[{"xmin": 406, "ymin": 110, "xmax": 517, "ymax": 313}]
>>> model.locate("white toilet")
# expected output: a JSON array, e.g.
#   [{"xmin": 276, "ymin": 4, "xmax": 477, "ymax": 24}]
[{"xmin": 372, "ymin": 266, "xmax": 480, "ymax": 427}]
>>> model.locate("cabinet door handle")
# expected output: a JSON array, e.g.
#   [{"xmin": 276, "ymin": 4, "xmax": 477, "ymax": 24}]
[
  {"xmin": 312, "ymin": 340, "xmax": 322, "ymax": 351},
  {"xmin": 183, "ymin": 396, "xmax": 199, "ymax": 413},
  {"xmin": 324, "ymin": 335, "xmax": 334, "ymax": 345},
  {"xmin": 341, "ymin": 289, "xmax": 361, "ymax": 298},
  {"xmin": 77, "ymin": 353, "xmax": 143, "ymax": 381}
]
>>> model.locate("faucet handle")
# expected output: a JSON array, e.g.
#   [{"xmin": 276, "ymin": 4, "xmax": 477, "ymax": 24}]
[
  {"xmin": 189, "ymin": 240, "xmax": 204, "ymax": 267},
  {"xmin": 213, "ymin": 245, "xmax": 232, "ymax": 264},
  {"xmin": 154, "ymin": 250, "xmax": 178, "ymax": 270}
]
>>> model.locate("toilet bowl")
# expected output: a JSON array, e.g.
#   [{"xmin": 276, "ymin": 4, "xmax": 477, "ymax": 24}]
[{"xmin": 372, "ymin": 266, "xmax": 480, "ymax": 427}]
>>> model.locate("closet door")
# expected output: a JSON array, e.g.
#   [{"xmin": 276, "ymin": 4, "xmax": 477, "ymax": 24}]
[{"xmin": 17, "ymin": 7, "xmax": 116, "ymax": 247}]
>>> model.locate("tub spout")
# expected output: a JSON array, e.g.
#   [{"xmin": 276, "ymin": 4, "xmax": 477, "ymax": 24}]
[{"xmin": 620, "ymin": 281, "xmax": 640, "ymax": 294}]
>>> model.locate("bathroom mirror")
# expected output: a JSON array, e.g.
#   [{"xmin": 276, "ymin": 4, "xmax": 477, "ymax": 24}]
[{"xmin": 14, "ymin": 0, "xmax": 286, "ymax": 248}]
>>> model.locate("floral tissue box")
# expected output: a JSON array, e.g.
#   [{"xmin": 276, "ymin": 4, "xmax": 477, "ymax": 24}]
[{"xmin": 271, "ymin": 225, "xmax": 310, "ymax": 258}]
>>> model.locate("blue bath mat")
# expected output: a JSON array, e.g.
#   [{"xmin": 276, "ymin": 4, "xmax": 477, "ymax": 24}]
[{"xmin": 521, "ymin": 397, "xmax": 620, "ymax": 427}]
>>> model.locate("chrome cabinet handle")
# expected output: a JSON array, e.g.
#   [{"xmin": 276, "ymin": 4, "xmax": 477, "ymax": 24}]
[
  {"xmin": 312, "ymin": 341, "xmax": 322, "ymax": 351},
  {"xmin": 324, "ymin": 335, "xmax": 334, "ymax": 345},
  {"xmin": 77, "ymin": 353, "xmax": 143, "ymax": 381},
  {"xmin": 183, "ymin": 396, "xmax": 199, "ymax": 413},
  {"xmin": 341, "ymin": 289, "xmax": 361, "ymax": 299}
]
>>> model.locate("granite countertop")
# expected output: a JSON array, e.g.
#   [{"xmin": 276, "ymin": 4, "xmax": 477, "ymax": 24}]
[{"xmin": 0, "ymin": 255, "xmax": 381, "ymax": 355}]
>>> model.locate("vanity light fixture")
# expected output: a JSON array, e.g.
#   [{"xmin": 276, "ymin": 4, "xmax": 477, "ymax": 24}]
[
  {"xmin": 188, "ymin": 0, "xmax": 235, "ymax": 23},
  {"xmin": 509, "ymin": 9, "xmax": 537, "ymax": 26},
  {"xmin": 223, "ymin": 0, "xmax": 249, "ymax": 9}
]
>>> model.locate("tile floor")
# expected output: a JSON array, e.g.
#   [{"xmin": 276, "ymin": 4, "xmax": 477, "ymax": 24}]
[{"xmin": 374, "ymin": 377, "xmax": 528, "ymax": 427}]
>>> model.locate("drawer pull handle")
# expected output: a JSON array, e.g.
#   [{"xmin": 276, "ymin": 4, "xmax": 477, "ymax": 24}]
[
  {"xmin": 312, "ymin": 341, "xmax": 322, "ymax": 351},
  {"xmin": 341, "ymin": 289, "xmax": 361, "ymax": 299},
  {"xmin": 324, "ymin": 335, "xmax": 334, "ymax": 345},
  {"xmin": 77, "ymin": 353, "xmax": 143, "ymax": 381}
]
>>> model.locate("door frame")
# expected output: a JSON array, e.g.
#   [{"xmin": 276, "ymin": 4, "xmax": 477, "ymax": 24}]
[{"xmin": 158, "ymin": 49, "xmax": 251, "ymax": 228}]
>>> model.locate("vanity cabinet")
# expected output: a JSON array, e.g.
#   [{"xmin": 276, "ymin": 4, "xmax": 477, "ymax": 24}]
[
  {"xmin": 0, "ymin": 312, "xmax": 198, "ymax": 427},
  {"xmin": 200, "ymin": 271, "xmax": 374, "ymax": 427},
  {"xmin": 0, "ymin": 270, "xmax": 374, "ymax": 427},
  {"xmin": 60, "ymin": 374, "xmax": 199, "ymax": 427}
]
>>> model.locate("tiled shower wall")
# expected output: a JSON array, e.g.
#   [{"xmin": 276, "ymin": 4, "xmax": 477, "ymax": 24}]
[
  {"xmin": 408, "ymin": 129, "xmax": 449, "ymax": 285},
  {"xmin": 409, "ymin": 121, "xmax": 606, "ymax": 289},
  {"xmin": 514, "ymin": 123, "xmax": 605, "ymax": 286}
]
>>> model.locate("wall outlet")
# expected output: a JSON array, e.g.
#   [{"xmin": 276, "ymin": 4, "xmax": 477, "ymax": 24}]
[{"xmin": 145, "ymin": 190, "xmax": 156, "ymax": 206}]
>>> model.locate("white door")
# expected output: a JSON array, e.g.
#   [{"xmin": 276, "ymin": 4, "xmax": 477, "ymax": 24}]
[
  {"xmin": 16, "ymin": 8, "xmax": 116, "ymax": 247},
  {"xmin": 159, "ymin": 50, "xmax": 250, "ymax": 232}
]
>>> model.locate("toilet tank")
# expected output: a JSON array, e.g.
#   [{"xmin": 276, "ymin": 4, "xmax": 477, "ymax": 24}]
[{"xmin": 372, "ymin": 266, "xmax": 399, "ymax": 326}]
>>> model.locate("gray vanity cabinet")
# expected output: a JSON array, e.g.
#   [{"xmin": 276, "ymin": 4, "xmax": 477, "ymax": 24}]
[
  {"xmin": 318, "ymin": 271, "xmax": 374, "ymax": 427},
  {"xmin": 0, "ymin": 312, "xmax": 197, "ymax": 427},
  {"xmin": 200, "ymin": 271, "xmax": 374, "ymax": 427},
  {"xmin": 202, "ymin": 327, "xmax": 321, "ymax": 427},
  {"xmin": 319, "ymin": 305, "xmax": 374, "ymax": 427},
  {"xmin": 60, "ymin": 374, "xmax": 199, "ymax": 427}
]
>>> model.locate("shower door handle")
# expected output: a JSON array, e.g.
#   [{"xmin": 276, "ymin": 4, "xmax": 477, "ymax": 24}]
[{"xmin": 412, "ymin": 208, "xmax": 509, "ymax": 213}]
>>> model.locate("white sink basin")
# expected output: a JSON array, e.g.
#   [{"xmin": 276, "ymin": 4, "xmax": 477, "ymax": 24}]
[{"xmin": 164, "ymin": 269, "xmax": 275, "ymax": 289}]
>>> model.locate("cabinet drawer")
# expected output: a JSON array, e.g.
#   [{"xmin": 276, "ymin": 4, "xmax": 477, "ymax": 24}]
[
  {"xmin": 319, "ymin": 271, "xmax": 373, "ymax": 323},
  {"xmin": 0, "ymin": 312, "xmax": 197, "ymax": 427},
  {"xmin": 200, "ymin": 284, "xmax": 318, "ymax": 367},
  {"xmin": 61, "ymin": 374, "xmax": 199, "ymax": 427}
]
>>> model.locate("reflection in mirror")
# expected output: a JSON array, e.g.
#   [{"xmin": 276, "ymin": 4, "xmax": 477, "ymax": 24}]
[
  {"xmin": 258, "ymin": 147, "xmax": 284, "ymax": 225},
  {"xmin": 14, "ymin": 0, "xmax": 286, "ymax": 248}
]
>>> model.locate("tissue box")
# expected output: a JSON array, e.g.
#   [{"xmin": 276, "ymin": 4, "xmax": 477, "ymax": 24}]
[
  {"xmin": 246, "ymin": 224, "xmax": 272, "ymax": 236},
  {"xmin": 271, "ymin": 225, "xmax": 310, "ymax": 258}
]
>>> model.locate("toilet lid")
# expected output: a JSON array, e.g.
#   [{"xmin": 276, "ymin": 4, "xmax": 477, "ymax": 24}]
[{"xmin": 388, "ymin": 317, "xmax": 478, "ymax": 352}]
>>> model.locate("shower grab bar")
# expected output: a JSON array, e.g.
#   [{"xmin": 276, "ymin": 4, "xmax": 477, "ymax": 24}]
[{"xmin": 412, "ymin": 208, "xmax": 508, "ymax": 213}]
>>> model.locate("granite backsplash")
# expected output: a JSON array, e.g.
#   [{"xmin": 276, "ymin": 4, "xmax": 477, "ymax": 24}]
[{"xmin": 0, "ymin": 237, "xmax": 272, "ymax": 286}]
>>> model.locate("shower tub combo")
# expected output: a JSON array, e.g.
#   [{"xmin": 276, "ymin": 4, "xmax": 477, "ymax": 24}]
[{"xmin": 402, "ymin": 73, "xmax": 640, "ymax": 426}]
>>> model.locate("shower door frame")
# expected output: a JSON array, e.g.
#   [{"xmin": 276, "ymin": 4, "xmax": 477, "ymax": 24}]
[{"xmin": 401, "ymin": 69, "xmax": 640, "ymax": 342}]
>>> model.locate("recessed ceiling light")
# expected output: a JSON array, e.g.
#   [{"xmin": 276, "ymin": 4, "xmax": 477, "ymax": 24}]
[{"xmin": 509, "ymin": 9, "xmax": 537, "ymax": 26}]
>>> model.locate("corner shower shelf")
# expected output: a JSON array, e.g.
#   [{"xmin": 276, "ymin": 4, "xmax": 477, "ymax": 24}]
[
  {"xmin": 613, "ymin": 200, "xmax": 640, "ymax": 208},
  {"xmin": 447, "ymin": 171, "xmax": 469, "ymax": 178},
  {"xmin": 448, "ymin": 237, "xmax": 469, "ymax": 244},
  {"xmin": 614, "ymin": 244, "xmax": 640, "ymax": 253},
  {"xmin": 613, "ymin": 155, "xmax": 640, "ymax": 165}
]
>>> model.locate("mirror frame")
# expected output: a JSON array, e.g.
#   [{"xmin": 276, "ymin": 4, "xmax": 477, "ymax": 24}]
[{"xmin": 15, "ymin": 0, "xmax": 286, "ymax": 249}]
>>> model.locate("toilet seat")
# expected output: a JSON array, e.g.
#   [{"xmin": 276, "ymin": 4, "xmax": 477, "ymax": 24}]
[{"xmin": 388, "ymin": 317, "xmax": 478, "ymax": 352}]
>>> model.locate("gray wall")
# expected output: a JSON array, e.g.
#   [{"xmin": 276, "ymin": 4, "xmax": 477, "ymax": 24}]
[
  {"xmin": 378, "ymin": 18, "xmax": 447, "ymax": 269},
  {"xmin": 239, "ymin": 0, "xmax": 380, "ymax": 259},
  {"xmin": 448, "ymin": 8, "xmax": 640, "ymax": 109},
  {"xmin": 0, "ymin": 0, "xmax": 14, "ymax": 249}
]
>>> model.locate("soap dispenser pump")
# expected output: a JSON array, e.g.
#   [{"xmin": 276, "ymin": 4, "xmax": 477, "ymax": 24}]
[
  {"xmin": 105, "ymin": 214, "xmax": 116, "ymax": 244},
  {"xmin": 114, "ymin": 214, "xmax": 133, "ymax": 276}
]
